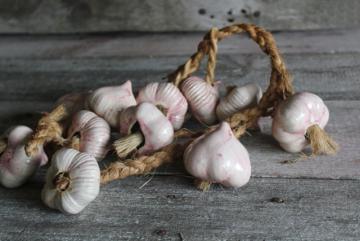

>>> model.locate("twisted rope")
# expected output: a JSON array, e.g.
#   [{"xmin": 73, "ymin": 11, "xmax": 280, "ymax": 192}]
[
  {"xmin": 25, "ymin": 105, "xmax": 68, "ymax": 157},
  {"xmin": 101, "ymin": 143, "xmax": 185, "ymax": 184},
  {"xmin": 101, "ymin": 23, "xmax": 337, "ymax": 187},
  {"xmin": 102, "ymin": 23, "xmax": 292, "ymax": 185}
]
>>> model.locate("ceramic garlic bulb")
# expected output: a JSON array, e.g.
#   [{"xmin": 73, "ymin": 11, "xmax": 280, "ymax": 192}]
[
  {"xmin": 137, "ymin": 82, "xmax": 188, "ymax": 130},
  {"xmin": 118, "ymin": 102, "xmax": 174, "ymax": 155},
  {"xmin": 87, "ymin": 80, "xmax": 137, "ymax": 127},
  {"xmin": 55, "ymin": 92, "xmax": 88, "ymax": 116},
  {"xmin": 181, "ymin": 76, "xmax": 219, "ymax": 125},
  {"xmin": 0, "ymin": 126, "xmax": 48, "ymax": 188},
  {"xmin": 68, "ymin": 110, "xmax": 111, "ymax": 160},
  {"xmin": 42, "ymin": 148, "xmax": 100, "ymax": 215},
  {"xmin": 184, "ymin": 122, "xmax": 251, "ymax": 188},
  {"xmin": 272, "ymin": 92, "xmax": 329, "ymax": 153},
  {"xmin": 216, "ymin": 83, "xmax": 262, "ymax": 120}
]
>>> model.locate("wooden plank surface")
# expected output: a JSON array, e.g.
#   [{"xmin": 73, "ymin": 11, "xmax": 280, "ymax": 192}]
[
  {"xmin": 0, "ymin": 29, "xmax": 359, "ymax": 58},
  {"xmin": 0, "ymin": 30, "xmax": 359, "ymax": 102},
  {"xmin": 0, "ymin": 52, "xmax": 360, "ymax": 101},
  {"xmin": 0, "ymin": 0, "xmax": 359, "ymax": 33},
  {"xmin": 0, "ymin": 100, "xmax": 358, "ymax": 181},
  {"xmin": 1, "ymin": 175, "xmax": 360, "ymax": 241},
  {"xmin": 0, "ymin": 29, "xmax": 359, "ymax": 241}
]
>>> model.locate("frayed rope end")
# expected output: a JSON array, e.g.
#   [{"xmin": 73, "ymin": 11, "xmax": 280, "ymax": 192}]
[
  {"xmin": 194, "ymin": 179, "xmax": 212, "ymax": 192},
  {"xmin": 306, "ymin": 124, "xmax": 339, "ymax": 155}
]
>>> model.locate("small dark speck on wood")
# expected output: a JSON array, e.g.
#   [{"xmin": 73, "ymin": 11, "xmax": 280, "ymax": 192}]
[
  {"xmin": 198, "ymin": 8, "xmax": 206, "ymax": 15},
  {"xmin": 280, "ymin": 159, "xmax": 297, "ymax": 164},
  {"xmin": 253, "ymin": 11, "xmax": 261, "ymax": 17},
  {"xmin": 166, "ymin": 194, "xmax": 177, "ymax": 199},
  {"xmin": 270, "ymin": 197, "xmax": 285, "ymax": 203},
  {"xmin": 154, "ymin": 229, "xmax": 167, "ymax": 236}
]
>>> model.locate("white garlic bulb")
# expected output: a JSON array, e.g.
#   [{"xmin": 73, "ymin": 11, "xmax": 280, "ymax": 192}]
[
  {"xmin": 181, "ymin": 76, "xmax": 219, "ymax": 125},
  {"xmin": 0, "ymin": 126, "xmax": 48, "ymax": 188},
  {"xmin": 118, "ymin": 102, "xmax": 174, "ymax": 155},
  {"xmin": 68, "ymin": 110, "xmax": 111, "ymax": 160},
  {"xmin": 272, "ymin": 92, "xmax": 329, "ymax": 153},
  {"xmin": 184, "ymin": 122, "xmax": 251, "ymax": 188},
  {"xmin": 87, "ymin": 80, "xmax": 137, "ymax": 127},
  {"xmin": 216, "ymin": 83, "xmax": 262, "ymax": 120},
  {"xmin": 42, "ymin": 148, "xmax": 100, "ymax": 215},
  {"xmin": 137, "ymin": 82, "xmax": 188, "ymax": 130}
]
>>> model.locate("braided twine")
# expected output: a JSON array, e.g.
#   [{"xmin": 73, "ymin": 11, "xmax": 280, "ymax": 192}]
[{"xmin": 101, "ymin": 23, "xmax": 294, "ymax": 184}]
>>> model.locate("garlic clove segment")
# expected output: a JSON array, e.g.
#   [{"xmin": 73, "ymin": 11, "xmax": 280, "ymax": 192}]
[
  {"xmin": 55, "ymin": 92, "xmax": 88, "ymax": 116},
  {"xmin": 272, "ymin": 92, "xmax": 330, "ymax": 153},
  {"xmin": 184, "ymin": 122, "xmax": 251, "ymax": 188},
  {"xmin": 181, "ymin": 76, "xmax": 219, "ymax": 125},
  {"xmin": 0, "ymin": 126, "xmax": 48, "ymax": 188},
  {"xmin": 87, "ymin": 80, "xmax": 137, "ymax": 127},
  {"xmin": 68, "ymin": 110, "xmax": 111, "ymax": 160},
  {"xmin": 216, "ymin": 83, "xmax": 262, "ymax": 120},
  {"xmin": 118, "ymin": 102, "xmax": 174, "ymax": 155},
  {"xmin": 137, "ymin": 82, "xmax": 188, "ymax": 130},
  {"xmin": 41, "ymin": 148, "xmax": 100, "ymax": 215}
]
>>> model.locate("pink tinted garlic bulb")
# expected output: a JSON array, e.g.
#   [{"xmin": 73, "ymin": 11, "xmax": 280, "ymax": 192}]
[
  {"xmin": 137, "ymin": 82, "xmax": 188, "ymax": 130},
  {"xmin": 184, "ymin": 122, "xmax": 251, "ymax": 188},
  {"xmin": 87, "ymin": 80, "xmax": 137, "ymax": 127},
  {"xmin": 55, "ymin": 92, "xmax": 88, "ymax": 116},
  {"xmin": 181, "ymin": 76, "xmax": 219, "ymax": 125},
  {"xmin": 272, "ymin": 92, "xmax": 333, "ymax": 153},
  {"xmin": 68, "ymin": 110, "xmax": 110, "ymax": 160},
  {"xmin": 42, "ymin": 148, "xmax": 100, "ymax": 214},
  {"xmin": 216, "ymin": 83, "xmax": 262, "ymax": 120},
  {"xmin": 116, "ymin": 102, "xmax": 174, "ymax": 157},
  {"xmin": 0, "ymin": 126, "xmax": 48, "ymax": 188}
]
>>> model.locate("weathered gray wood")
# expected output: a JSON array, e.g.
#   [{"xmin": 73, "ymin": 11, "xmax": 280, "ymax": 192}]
[
  {"xmin": 0, "ymin": 31, "xmax": 359, "ymax": 241},
  {"xmin": 0, "ymin": 51, "xmax": 359, "ymax": 101},
  {"xmin": 0, "ymin": 175, "xmax": 359, "ymax": 241},
  {"xmin": 0, "ymin": 29, "xmax": 359, "ymax": 59},
  {"xmin": 0, "ymin": 0, "xmax": 359, "ymax": 33},
  {"xmin": 0, "ymin": 100, "xmax": 358, "ymax": 181}
]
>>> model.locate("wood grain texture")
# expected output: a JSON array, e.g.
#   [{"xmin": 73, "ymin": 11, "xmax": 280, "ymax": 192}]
[
  {"xmin": 0, "ymin": 30, "xmax": 359, "ymax": 240},
  {"xmin": 0, "ymin": 52, "xmax": 359, "ymax": 101},
  {"xmin": 0, "ymin": 29, "xmax": 359, "ymax": 58},
  {"xmin": 0, "ymin": 100, "xmax": 358, "ymax": 181},
  {"xmin": 0, "ymin": 0, "xmax": 359, "ymax": 33},
  {"xmin": 1, "ymin": 175, "xmax": 360, "ymax": 241}
]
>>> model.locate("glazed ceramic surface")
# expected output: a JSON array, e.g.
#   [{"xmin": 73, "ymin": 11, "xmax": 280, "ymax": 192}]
[
  {"xmin": 181, "ymin": 76, "xmax": 219, "ymax": 125},
  {"xmin": 216, "ymin": 83, "xmax": 262, "ymax": 120},
  {"xmin": 0, "ymin": 126, "xmax": 48, "ymax": 188},
  {"xmin": 68, "ymin": 110, "xmax": 111, "ymax": 160},
  {"xmin": 272, "ymin": 92, "xmax": 329, "ymax": 153},
  {"xmin": 184, "ymin": 122, "xmax": 251, "ymax": 188},
  {"xmin": 137, "ymin": 82, "xmax": 188, "ymax": 130},
  {"xmin": 87, "ymin": 80, "xmax": 137, "ymax": 127},
  {"xmin": 118, "ymin": 102, "xmax": 174, "ymax": 155},
  {"xmin": 42, "ymin": 148, "xmax": 100, "ymax": 214}
]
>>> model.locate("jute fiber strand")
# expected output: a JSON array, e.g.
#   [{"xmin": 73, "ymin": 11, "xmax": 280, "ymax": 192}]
[
  {"xmin": 101, "ymin": 142, "xmax": 185, "ymax": 184},
  {"xmin": 100, "ymin": 23, "xmax": 295, "ymax": 184},
  {"xmin": 168, "ymin": 23, "xmax": 337, "ymax": 153},
  {"xmin": 100, "ymin": 128, "xmax": 198, "ymax": 184},
  {"xmin": 101, "ymin": 23, "xmax": 339, "ymax": 184},
  {"xmin": 306, "ymin": 124, "xmax": 339, "ymax": 155},
  {"xmin": 25, "ymin": 105, "xmax": 68, "ymax": 157},
  {"xmin": 0, "ymin": 138, "xmax": 6, "ymax": 154}
]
